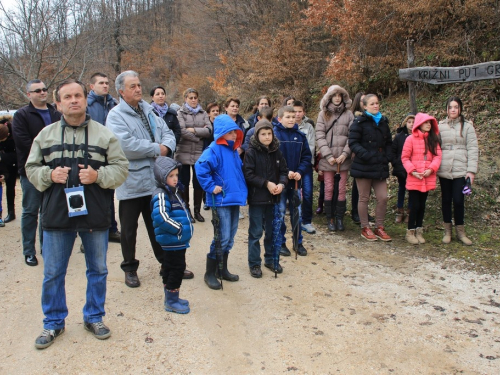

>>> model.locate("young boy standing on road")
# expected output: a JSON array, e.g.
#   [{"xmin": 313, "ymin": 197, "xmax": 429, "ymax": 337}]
[
  {"xmin": 244, "ymin": 119, "xmax": 288, "ymax": 278},
  {"xmin": 274, "ymin": 106, "xmax": 312, "ymax": 257}
]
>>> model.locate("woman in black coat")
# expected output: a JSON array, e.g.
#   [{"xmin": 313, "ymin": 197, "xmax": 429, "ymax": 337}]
[
  {"xmin": 0, "ymin": 115, "xmax": 17, "ymax": 223},
  {"xmin": 348, "ymin": 94, "xmax": 393, "ymax": 242},
  {"xmin": 150, "ymin": 86, "xmax": 182, "ymax": 145}
]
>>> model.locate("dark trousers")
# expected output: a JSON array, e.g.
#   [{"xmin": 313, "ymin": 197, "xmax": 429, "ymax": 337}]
[
  {"xmin": 118, "ymin": 196, "xmax": 164, "ymax": 272},
  {"xmin": 407, "ymin": 190, "xmax": 428, "ymax": 229},
  {"xmin": 4, "ymin": 168, "xmax": 16, "ymax": 212},
  {"xmin": 351, "ymin": 178, "xmax": 359, "ymax": 213},
  {"xmin": 396, "ymin": 175, "xmax": 408, "ymax": 209},
  {"xmin": 162, "ymin": 249, "xmax": 186, "ymax": 290},
  {"xmin": 439, "ymin": 177, "xmax": 465, "ymax": 225},
  {"xmin": 180, "ymin": 164, "xmax": 201, "ymax": 190}
]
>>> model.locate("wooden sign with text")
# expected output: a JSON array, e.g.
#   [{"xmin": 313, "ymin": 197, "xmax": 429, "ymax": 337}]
[{"xmin": 399, "ymin": 61, "xmax": 500, "ymax": 84}]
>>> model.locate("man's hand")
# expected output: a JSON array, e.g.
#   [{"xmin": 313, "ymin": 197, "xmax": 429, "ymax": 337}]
[
  {"xmin": 78, "ymin": 164, "xmax": 98, "ymax": 184},
  {"xmin": 51, "ymin": 166, "xmax": 71, "ymax": 184},
  {"xmin": 160, "ymin": 144, "xmax": 170, "ymax": 156},
  {"xmin": 288, "ymin": 171, "xmax": 302, "ymax": 181}
]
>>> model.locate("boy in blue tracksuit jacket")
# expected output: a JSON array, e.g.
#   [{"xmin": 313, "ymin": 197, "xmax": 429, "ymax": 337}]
[
  {"xmin": 195, "ymin": 114, "xmax": 248, "ymax": 290},
  {"xmin": 151, "ymin": 157, "xmax": 193, "ymax": 314},
  {"xmin": 274, "ymin": 106, "xmax": 312, "ymax": 257}
]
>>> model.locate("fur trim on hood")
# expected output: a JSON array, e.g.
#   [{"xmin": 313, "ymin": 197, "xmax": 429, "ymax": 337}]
[
  {"xmin": 0, "ymin": 114, "xmax": 14, "ymax": 123},
  {"xmin": 319, "ymin": 85, "xmax": 352, "ymax": 111},
  {"xmin": 249, "ymin": 132, "xmax": 280, "ymax": 153}
]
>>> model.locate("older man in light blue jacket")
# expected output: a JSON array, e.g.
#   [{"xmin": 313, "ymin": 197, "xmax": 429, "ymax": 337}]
[{"xmin": 107, "ymin": 70, "xmax": 176, "ymax": 288}]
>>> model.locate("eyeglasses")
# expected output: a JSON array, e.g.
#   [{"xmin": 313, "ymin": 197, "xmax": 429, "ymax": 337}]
[{"xmin": 29, "ymin": 88, "xmax": 48, "ymax": 93}]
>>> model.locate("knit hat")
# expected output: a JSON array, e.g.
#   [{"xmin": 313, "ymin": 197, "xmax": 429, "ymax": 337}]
[
  {"xmin": 254, "ymin": 119, "xmax": 273, "ymax": 136},
  {"xmin": 0, "ymin": 123, "xmax": 9, "ymax": 140},
  {"xmin": 401, "ymin": 113, "xmax": 415, "ymax": 127}
]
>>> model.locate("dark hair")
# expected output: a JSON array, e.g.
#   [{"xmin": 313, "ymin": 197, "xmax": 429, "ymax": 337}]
[
  {"xmin": 54, "ymin": 79, "xmax": 87, "ymax": 102},
  {"xmin": 206, "ymin": 102, "xmax": 220, "ymax": 113},
  {"xmin": 90, "ymin": 72, "xmax": 108, "ymax": 84},
  {"xmin": 26, "ymin": 79, "xmax": 43, "ymax": 92},
  {"xmin": 282, "ymin": 96, "xmax": 295, "ymax": 107},
  {"xmin": 425, "ymin": 124, "xmax": 441, "ymax": 156},
  {"xmin": 224, "ymin": 97, "xmax": 240, "ymax": 108},
  {"xmin": 257, "ymin": 107, "xmax": 273, "ymax": 121},
  {"xmin": 150, "ymin": 85, "xmax": 166, "ymax": 97},
  {"xmin": 183, "ymin": 88, "xmax": 198, "ymax": 98},
  {"xmin": 446, "ymin": 96, "xmax": 465, "ymax": 137},
  {"xmin": 351, "ymin": 91, "xmax": 365, "ymax": 113},
  {"xmin": 292, "ymin": 100, "xmax": 305, "ymax": 110}
]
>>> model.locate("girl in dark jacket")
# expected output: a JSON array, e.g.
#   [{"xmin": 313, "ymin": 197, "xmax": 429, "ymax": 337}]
[
  {"xmin": 348, "ymin": 94, "xmax": 393, "ymax": 241},
  {"xmin": 391, "ymin": 114, "xmax": 414, "ymax": 223}
]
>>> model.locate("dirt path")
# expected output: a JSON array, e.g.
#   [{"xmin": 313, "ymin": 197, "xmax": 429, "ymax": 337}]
[{"xmin": 1, "ymin": 187, "xmax": 499, "ymax": 374}]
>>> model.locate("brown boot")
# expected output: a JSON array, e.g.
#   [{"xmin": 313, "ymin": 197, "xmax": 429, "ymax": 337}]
[
  {"xmin": 404, "ymin": 208, "xmax": 410, "ymax": 224},
  {"xmin": 456, "ymin": 225, "xmax": 472, "ymax": 246},
  {"xmin": 415, "ymin": 227, "xmax": 426, "ymax": 244},
  {"xmin": 442, "ymin": 222, "xmax": 452, "ymax": 244},
  {"xmin": 395, "ymin": 208, "xmax": 404, "ymax": 223},
  {"xmin": 405, "ymin": 229, "xmax": 419, "ymax": 245}
]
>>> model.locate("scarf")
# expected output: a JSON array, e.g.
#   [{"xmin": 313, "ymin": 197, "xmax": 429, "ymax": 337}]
[
  {"xmin": 327, "ymin": 102, "xmax": 345, "ymax": 114},
  {"xmin": 365, "ymin": 111, "xmax": 382, "ymax": 125},
  {"xmin": 151, "ymin": 102, "xmax": 169, "ymax": 118},
  {"xmin": 184, "ymin": 102, "xmax": 202, "ymax": 115}
]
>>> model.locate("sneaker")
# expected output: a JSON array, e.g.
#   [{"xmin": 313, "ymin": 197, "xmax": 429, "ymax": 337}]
[
  {"xmin": 301, "ymin": 223, "xmax": 316, "ymax": 234},
  {"xmin": 250, "ymin": 265, "xmax": 262, "ymax": 278},
  {"xmin": 25, "ymin": 254, "xmax": 38, "ymax": 266},
  {"xmin": 0, "ymin": 218, "xmax": 4, "ymax": 227},
  {"xmin": 35, "ymin": 328, "xmax": 65, "ymax": 349},
  {"xmin": 84, "ymin": 321, "xmax": 111, "ymax": 340},
  {"xmin": 264, "ymin": 262, "xmax": 283, "ymax": 274},
  {"xmin": 279, "ymin": 244, "xmax": 291, "ymax": 257},
  {"xmin": 361, "ymin": 227, "xmax": 377, "ymax": 241},
  {"xmin": 374, "ymin": 226, "xmax": 392, "ymax": 242},
  {"xmin": 108, "ymin": 230, "xmax": 121, "ymax": 243},
  {"xmin": 297, "ymin": 243, "xmax": 307, "ymax": 256}
]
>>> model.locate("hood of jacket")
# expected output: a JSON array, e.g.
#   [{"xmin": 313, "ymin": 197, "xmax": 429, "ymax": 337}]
[
  {"xmin": 249, "ymin": 134, "xmax": 280, "ymax": 153},
  {"xmin": 319, "ymin": 85, "xmax": 352, "ymax": 111},
  {"xmin": 412, "ymin": 113, "xmax": 439, "ymax": 135},
  {"xmin": 154, "ymin": 156, "xmax": 182, "ymax": 189},
  {"xmin": 213, "ymin": 114, "xmax": 243, "ymax": 149}
]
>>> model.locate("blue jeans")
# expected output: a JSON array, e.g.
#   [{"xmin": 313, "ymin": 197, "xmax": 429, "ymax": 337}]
[
  {"xmin": 41, "ymin": 230, "xmax": 108, "ymax": 330},
  {"xmin": 208, "ymin": 206, "xmax": 239, "ymax": 259},
  {"xmin": 396, "ymin": 175, "xmax": 408, "ymax": 209},
  {"xmin": 301, "ymin": 166, "xmax": 313, "ymax": 224},
  {"xmin": 20, "ymin": 176, "xmax": 42, "ymax": 256},
  {"xmin": 248, "ymin": 204, "xmax": 275, "ymax": 267},
  {"xmin": 279, "ymin": 187, "xmax": 303, "ymax": 245}
]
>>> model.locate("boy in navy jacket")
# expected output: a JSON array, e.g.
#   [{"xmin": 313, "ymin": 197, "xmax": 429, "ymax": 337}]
[
  {"xmin": 151, "ymin": 157, "xmax": 193, "ymax": 314},
  {"xmin": 274, "ymin": 106, "xmax": 312, "ymax": 256},
  {"xmin": 195, "ymin": 114, "xmax": 248, "ymax": 290}
]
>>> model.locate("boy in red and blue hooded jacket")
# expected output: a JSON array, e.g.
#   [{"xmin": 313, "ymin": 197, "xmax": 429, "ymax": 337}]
[{"xmin": 195, "ymin": 114, "xmax": 248, "ymax": 290}]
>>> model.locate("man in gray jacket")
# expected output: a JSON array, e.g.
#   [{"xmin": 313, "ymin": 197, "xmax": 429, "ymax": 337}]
[{"xmin": 106, "ymin": 71, "xmax": 176, "ymax": 288}]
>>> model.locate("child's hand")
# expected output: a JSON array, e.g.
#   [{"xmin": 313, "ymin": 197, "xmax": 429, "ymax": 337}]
[
  {"xmin": 294, "ymin": 172, "xmax": 301, "ymax": 181},
  {"xmin": 213, "ymin": 185, "xmax": 223, "ymax": 194},
  {"xmin": 274, "ymin": 184, "xmax": 283, "ymax": 195},
  {"xmin": 267, "ymin": 181, "xmax": 278, "ymax": 194},
  {"xmin": 336, "ymin": 154, "xmax": 346, "ymax": 164},
  {"xmin": 328, "ymin": 156, "xmax": 336, "ymax": 166},
  {"xmin": 288, "ymin": 171, "xmax": 296, "ymax": 180},
  {"xmin": 318, "ymin": 170, "xmax": 323, "ymax": 176},
  {"xmin": 411, "ymin": 171, "xmax": 424, "ymax": 180},
  {"xmin": 423, "ymin": 169, "xmax": 433, "ymax": 178}
]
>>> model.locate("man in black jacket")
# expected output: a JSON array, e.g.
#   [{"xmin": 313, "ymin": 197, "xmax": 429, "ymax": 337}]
[{"xmin": 12, "ymin": 80, "xmax": 61, "ymax": 266}]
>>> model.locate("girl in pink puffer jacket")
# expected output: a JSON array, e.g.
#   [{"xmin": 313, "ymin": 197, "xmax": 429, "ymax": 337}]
[{"xmin": 401, "ymin": 113, "xmax": 442, "ymax": 244}]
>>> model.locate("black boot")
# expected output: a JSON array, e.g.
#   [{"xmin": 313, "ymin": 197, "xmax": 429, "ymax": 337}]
[
  {"xmin": 204, "ymin": 257, "xmax": 222, "ymax": 290},
  {"xmin": 193, "ymin": 189, "xmax": 205, "ymax": 222},
  {"xmin": 4, "ymin": 210, "xmax": 15, "ymax": 223},
  {"xmin": 335, "ymin": 200, "xmax": 347, "ymax": 231},
  {"xmin": 324, "ymin": 200, "xmax": 336, "ymax": 231},
  {"xmin": 220, "ymin": 253, "xmax": 239, "ymax": 281}
]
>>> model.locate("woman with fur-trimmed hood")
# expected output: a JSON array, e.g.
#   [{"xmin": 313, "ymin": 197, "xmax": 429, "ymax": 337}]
[{"xmin": 315, "ymin": 85, "xmax": 354, "ymax": 232}]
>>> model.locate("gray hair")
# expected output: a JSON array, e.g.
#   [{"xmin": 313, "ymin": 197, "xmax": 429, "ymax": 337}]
[
  {"xmin": 115, "ymin": 70, "xmax": 139, "ymax": 97},
  {"xmin": 26, "ymin": 79, "xmax": 43, "ymax": 92}
]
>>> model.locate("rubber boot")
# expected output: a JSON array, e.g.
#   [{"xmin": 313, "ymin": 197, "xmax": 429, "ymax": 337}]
[
  {"xmin": 405, "ymin": 229, "xmax": 419, "ymax": 244},
  {"xmin": 193, "ymin": 189, "xmax": 205, "ymax": 222},
  {"xmin": 395, "ymin": 208, "xmax": 404, "ymax": 224},
  {"xmin": 164, "ymin": 285, "xmax": 189, "ymax": 306},
  {"xmin": 324, "ymin": 200, "xmax": 336, "ymax": 231},
  {"xmin": 164, "ymin": 289, "xmax": 190, "ymax": 314},
  {"xmin": 415, "ymin": 227, "xmax": 426, "ymax": 244},
  {"xmin": 335, "ymin": 200, "xmax": 347, "ymax": 231},
  {"xmin": 315, "ymin": 198, "xmax": 324, "ymax": 215},
  {"xmin": 220, "ymin": 253, "xmax": 239, "ymax": 281},
  {"xmin": 182, "ymin": 189, "xmax": 195, "ymax": 223},
  {"xmin": 456, "ymin": 225, "xmax": 472, "ymax": 246},
  {"xmin": 442, "ymin": 222, "xmax": 452, "ymax": 244},
  {"xmin": 204, "ymin": 256, "xmax": 222, "ymax": 290}
]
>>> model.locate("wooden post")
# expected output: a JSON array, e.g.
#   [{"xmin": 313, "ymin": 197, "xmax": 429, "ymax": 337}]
[{"xmin": 407, "ymin": 39, "xmax": 417, "ymax": 114}]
